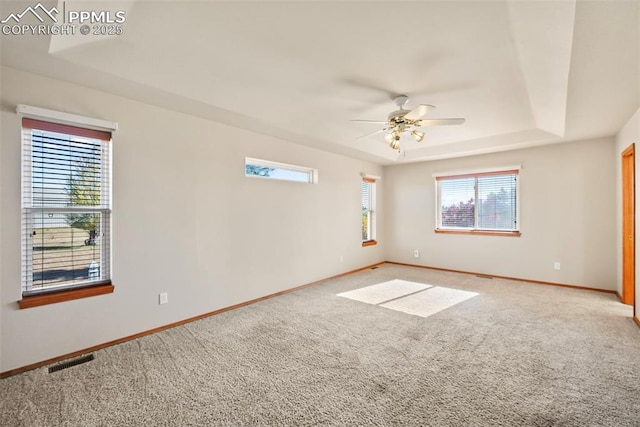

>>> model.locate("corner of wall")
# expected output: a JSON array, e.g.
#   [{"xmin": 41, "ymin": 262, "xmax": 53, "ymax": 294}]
[{"xmin": 615, "ymin": 107, "xmax": 640, "ymax": 305}]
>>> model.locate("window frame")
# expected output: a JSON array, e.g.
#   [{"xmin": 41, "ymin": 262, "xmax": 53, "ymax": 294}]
[
  {"xmin": 434, "ymin": 168, "xmax": 521, "ymax": 237},
  {"xmin": 18, "ymin": 106, "xmax": 116, "ymax": 308},
  {"xmin": 362, "ymin": 176, "xmax": 378, "ymax": 246},
  {"xmin": 245, "ymin": 157, "xmax": 318, "ymax": 184}
]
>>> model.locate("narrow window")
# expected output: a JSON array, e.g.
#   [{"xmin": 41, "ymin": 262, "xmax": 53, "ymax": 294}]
[
  {"xmin": 21, "ymin": 117, "xmax": 113, "ymax": 301},
  {"xmin": 435, "ymin": 169, "xmax": 520, "ymax": 236},
  {"xmin": 245, "ymin": 157, "xmax": 317, "ymax": 184},
  {"xmin": 362, "ymin": 177, "xmax": 377, "ymax": 246}
]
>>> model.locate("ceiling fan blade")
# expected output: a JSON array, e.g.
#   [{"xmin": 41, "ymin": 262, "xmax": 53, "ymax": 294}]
[
  {"xmin": 356, "ymin": 128, "xmax": 387, "ymax": 140},
  {"xmin": 416, "ymin": 118, "xmax": 465, "ymax": 126},
  {"xmin": 351, "ymin": 119, "xmax": 388, "ymax": 124},
  {"xmin": 341, "ymin": 77, "xmax": 401, "ymax": 100},
  {"xmin": 404, "ymin": 104, "xmax": 436, "ymax": 121}
]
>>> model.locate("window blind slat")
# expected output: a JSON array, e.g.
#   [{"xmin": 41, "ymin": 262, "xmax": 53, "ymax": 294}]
[
  {"xmin": 437, "ymin": 171, "xmax": 518, "ymax": 232},
  {"xmin": 21, "ymin": 118, "xmax": 112, "ymax": 294},
  {"xmin": 362, "ymin": 179, "xmax": 376, "ymax": 242}
]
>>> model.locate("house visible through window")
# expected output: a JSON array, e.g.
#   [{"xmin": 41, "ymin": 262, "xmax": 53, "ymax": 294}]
[
  {"xmin": 21, "ymin": 117, "xmax": 113, "ymax": 295},
  {"xmin": 362, "ymin": 177, "xmax": 377, "ymax": 245},
  {"xmin": 435, "ymin": 169, "xmax": 520, "ymax": 236}
]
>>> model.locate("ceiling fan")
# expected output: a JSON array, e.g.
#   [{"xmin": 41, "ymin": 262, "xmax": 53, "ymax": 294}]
[{"xmin": 352, "ymin": 95, "xmax": 465, "ymax": 150}]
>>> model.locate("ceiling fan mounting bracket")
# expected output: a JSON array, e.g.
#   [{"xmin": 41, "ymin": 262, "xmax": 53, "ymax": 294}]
[{"xmin": 393, "ymin": 95, "xmax": 409, "ymax": 109}]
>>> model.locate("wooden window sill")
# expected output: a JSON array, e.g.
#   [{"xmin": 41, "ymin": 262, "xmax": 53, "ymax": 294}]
[
  {"xmin": 18, "ymin": 283, "xmax": 114, "ymax": 309},
  {"xmin": 435, "ymin": 229, "xmax": 521, "ymax": 237},
  {"xmin": 362, "ymin": 240, "xmax": 378, "ymax": 247}
]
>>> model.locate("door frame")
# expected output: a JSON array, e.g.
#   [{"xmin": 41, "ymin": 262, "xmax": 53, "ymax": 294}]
[{"xmin": 621, "ymin": 143, "xmax": 635, "ymax": 317}]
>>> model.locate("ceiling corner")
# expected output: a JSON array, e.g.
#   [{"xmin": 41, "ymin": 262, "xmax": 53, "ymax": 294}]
[{"xmin": 507, "ymin": 0, "xmax": 576, "ymax": 138}]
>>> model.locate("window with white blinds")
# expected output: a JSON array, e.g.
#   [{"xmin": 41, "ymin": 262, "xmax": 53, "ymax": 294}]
[
  {"xmin": 21, "ymin": 118, "xmax": 112, "ymax": 295},
  {"xmin": 362, "ymin": 178, "xmax": 377, "ymax": 244},
  {"xmin": 436, "ymin": 170, "xmax": 519, "ymax": 234}
]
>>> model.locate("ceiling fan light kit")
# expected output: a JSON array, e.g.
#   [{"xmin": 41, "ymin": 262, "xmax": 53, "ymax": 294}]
[
  {"xmin": 353, "ymin": 95, "xmax": 465, "ymax": 151},
  {"xmin": 411, "ymin": 130, "xmax": 425, "ymax": 142}
]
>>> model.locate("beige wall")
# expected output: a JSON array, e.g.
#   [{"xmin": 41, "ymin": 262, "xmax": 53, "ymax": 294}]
[
  {"xmin": 615, "ymin": 108, "xmax": 640, "ymax": 313},
  {"xmin": 0, "ymin": 66, "xmax": 3, "ymax": 370},
  {"xmin": 0, "ymin": 63, "xmax": 629, "ymax": 373},
  {"xmin": 0, "ymin": 67, "xmax": 384, "ymax": 372},
  {"xmin": 383, "ymin": 138, "xmax": 617, "ymax": 290}
]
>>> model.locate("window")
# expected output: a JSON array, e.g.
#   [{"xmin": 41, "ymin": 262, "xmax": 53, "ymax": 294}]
[
  {"xmin": 435, "ymin": 169, "xmax": 520, "ymax": 236},
  {"xmin": 362, "ymin": 177, "xmax": 377, "ymax": 245},
  {"xmin": 20, "ymin": 110, "xmax": 114, "ymax": 305},
  {"xmin": 245, "ymin": 157, "xmax": 317, "ymax": 184}
]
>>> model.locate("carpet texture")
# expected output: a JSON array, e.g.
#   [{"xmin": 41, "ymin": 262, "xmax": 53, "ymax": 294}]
[{"xmin": 1, "ymin": 264, "xmax": 639, "ymax": 426}]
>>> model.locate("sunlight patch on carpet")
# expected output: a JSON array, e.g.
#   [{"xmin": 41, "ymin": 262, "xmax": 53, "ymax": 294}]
[
  {"xmin": 337, "ymin": 279, "xmax": 431, "ymax": 305},
  {"xmin": 380, "ymin": 286, "xmax": 478, "ymax": 318},
  {"xmin": 338, "ymin": 279, "xmax": 478, "ymax": 318}
]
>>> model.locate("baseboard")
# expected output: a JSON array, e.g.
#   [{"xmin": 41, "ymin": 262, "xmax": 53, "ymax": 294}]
[
  {"xmin": 384, "ymin": 261, "xmax": 617, "ymax": 295},
  {"xmin": 0, "ymin": 260, "xmax": 621, "ymax": 378},
  {"xmin": 616, "ymin": 291, "xmax": 623, "ymax": 302},
  {"xmin": 0, "ymin": 262, "xmax": 384, "ymax": 379},
  {"xmin": 634, "ymin": 316, "xmax": 640, "ymax": 329}
]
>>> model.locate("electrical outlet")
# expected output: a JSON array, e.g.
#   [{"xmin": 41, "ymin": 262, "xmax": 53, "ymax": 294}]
[
  {"xmin": 159, "ymin": 292, "xmax": 168, "ymax": 304},
  {"xmin": 554, "ymin": 262, "xmax": 561, "ymax": 271},
  {"xmin": 413, "ymin": 250, "xmax": 420, "ymax": 258},
  {"xmin": 340, "ymin": 255, "xmax": 344, "ymax": 263}
]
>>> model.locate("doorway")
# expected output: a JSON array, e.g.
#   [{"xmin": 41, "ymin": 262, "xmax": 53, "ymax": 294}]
[{"xmin": 622, "ymin": 144, "xmax": 635, "ymax": 313}]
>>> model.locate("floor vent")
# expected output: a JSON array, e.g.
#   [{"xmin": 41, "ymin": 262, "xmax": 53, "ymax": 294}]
[
  {"xmin": 476, "ymin": 274, "xmax": 493, "ymax": 279},
  {"xmin": 48, "ymin": 354, "xmax": 94, "ymax": 373}
]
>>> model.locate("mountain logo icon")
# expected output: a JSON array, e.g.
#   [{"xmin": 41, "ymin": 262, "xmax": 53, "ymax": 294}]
[{"xmin": 1, "ymin": 3, "xmax": 59, "ymax": 24}]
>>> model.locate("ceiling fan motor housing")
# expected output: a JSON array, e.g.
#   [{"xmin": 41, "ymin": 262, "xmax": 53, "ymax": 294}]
[{"xmin": 388, "ymin": 110, "xmax": 410, "ymax": 122}]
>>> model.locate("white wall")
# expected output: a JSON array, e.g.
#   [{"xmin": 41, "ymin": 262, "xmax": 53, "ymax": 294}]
[
  {"xmin": 0, "ymin": 66, "xmax": 384, "ymax": 373},
  {"xmin": 383, "ymin": 138, "xmax": 616, "ymax": 290},
  {"xmin": 615, "ymin": 108, "xmax": 640, "ymax": 313}
]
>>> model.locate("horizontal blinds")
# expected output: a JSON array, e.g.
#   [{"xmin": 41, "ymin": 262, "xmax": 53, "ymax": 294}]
[
  {"xmin": 438, "ymin": 171, "xmax": 518, "ymax": 231},
  {"xmin": 439, "ymin": 177, "xmax": 475, "ymax": 228},
  {"xmin": 435, "ymin": 169, "xmax": 519, "ymax": 181},
  {"xmin": 362, "ymin": 181, "xmax": 369, "ymax": 240},
  {"xmin": 362, "ymin": 180, "xmax": 374, "ymax": 241},
  {"xmin": 476, "ymin": 174, "xmax": 517, "ymax": 230},
  {"xmin": 361, "ymin": 181, "xmax": 370, "ymax": 210},
  {"xmin": 22, "ymin": 118, "xmax": 111, "ymax": 293}
]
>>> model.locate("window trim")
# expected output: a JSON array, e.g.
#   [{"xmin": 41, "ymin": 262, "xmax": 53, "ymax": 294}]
[
  {"xmin": 18, "ymin": 283, "xmax": 114, "ymax": 309},
  {"xmin": 361, "ymin": 176, "xmax": 377, "ymax": 246},
  {"xmin": 434, "ymin": 167, "xmax": 520, "ymax": 236},
  {"xmin": 18, "ymin": 106, "xmax": 116, "ymax": 308},
  {"xmin": 434, "ymin": 229, "xmax": 522, "ymax": 237}
]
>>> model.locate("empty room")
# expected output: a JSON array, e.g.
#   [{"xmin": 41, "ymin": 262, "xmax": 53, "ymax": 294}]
[{"xmin": 1, "ymin": 1, "xmax": 639, "ymax": 425}]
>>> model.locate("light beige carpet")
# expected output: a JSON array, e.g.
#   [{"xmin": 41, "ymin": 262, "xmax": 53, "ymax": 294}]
[{"xmin": 1, "ymin": 263, "xmax": 639, "ymax": 426}]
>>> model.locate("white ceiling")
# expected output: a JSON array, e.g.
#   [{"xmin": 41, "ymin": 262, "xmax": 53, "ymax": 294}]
[{"xmin": 1, "ymin": 0, "xmax": 639, "ymax": 165}]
